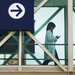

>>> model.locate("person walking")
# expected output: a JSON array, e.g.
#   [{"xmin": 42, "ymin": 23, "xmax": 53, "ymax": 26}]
[{"xmin": 42, "ymin": 22, "xmax": 60, "ymax": 65}]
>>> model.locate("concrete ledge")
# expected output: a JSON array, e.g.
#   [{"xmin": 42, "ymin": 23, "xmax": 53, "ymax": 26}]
[
  {"xmin": 0, "ymin": 72, "xmax": 74, "ymax": 75},
  {"xmin": 0, "ymin": 66, "xmax": 75, "ymax": 75},
  {"xmin": 0, "ymin": 66, "xmax": 68, "ymax": 72}
]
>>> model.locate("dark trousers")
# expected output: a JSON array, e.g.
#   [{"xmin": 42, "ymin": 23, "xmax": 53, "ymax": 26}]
[{"xmin": 42, "ymin": 50, "xmax": 59, "ymax": 65}]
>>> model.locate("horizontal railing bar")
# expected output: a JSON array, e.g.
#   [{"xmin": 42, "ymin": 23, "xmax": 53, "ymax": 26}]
[
  {"xmin": 1, "ymin": 58, "xmax": 75, "ymax": 60},
  {"xmin": 1, "ymin": 43, "xmax": 75, "ymax": 46}
]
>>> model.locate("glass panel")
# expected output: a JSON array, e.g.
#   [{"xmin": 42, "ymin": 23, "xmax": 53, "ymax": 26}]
[{"xmin": 26, "ymin": 7, "xmax": 65, "ymax": 65}]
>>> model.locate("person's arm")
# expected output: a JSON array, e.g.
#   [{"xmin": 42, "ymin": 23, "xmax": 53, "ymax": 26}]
[{"xmin": 46, "ymin": 30, "xmax": 57, "ymax": 42}]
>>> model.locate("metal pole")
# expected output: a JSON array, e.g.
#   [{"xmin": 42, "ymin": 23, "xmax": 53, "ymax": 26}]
[
  {"xmin": 68, "ymin": 0, "xmax": 73, "ymax": 71},
  {"xmin": 4, "ymin": 54, "xmax": 6, "ymax": 63},
  {"xmin": 22, "ymin": 31, "xmax": 26, "ymax": 65},
  {"xmin": 64, "ymin": 7, "xmax": 68, "ymax": 65},
  {"xmin": 18, "ymin": 31, "xmax": 22, "ymax": 71}
]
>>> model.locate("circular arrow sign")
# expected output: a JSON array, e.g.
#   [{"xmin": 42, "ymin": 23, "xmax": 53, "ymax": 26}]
[{"xmin": 8, "ymin": 3, "xmax": 25, "ymax": 19}]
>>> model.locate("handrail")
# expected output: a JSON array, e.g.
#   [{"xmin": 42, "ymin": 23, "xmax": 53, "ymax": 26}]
[{"xmin": 2, "ymin": 43, "xmax": 75, "ymax": 45}]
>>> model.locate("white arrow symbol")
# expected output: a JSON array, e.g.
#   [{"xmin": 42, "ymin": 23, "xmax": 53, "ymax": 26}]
[
  {"xmin": 11, "ymin": 5, "xmax": 22, "ymax": 17},
  {"xmin": 8, "ymin": 3, "xmax": 25, "ymax": 19}
]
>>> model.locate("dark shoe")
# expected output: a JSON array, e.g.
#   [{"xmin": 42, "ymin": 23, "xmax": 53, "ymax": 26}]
[{"xmin": 42, "ymin": 60, "xmax": 50, "ymax": 65}]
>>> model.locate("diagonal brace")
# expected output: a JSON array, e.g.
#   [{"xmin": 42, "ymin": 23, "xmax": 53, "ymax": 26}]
[
  {"xmin": 0, "ymin": 32, "xmax": 16, "ymax": 47},
  {"xmin": 10, "ymin": 34, "xmax": 42, "ymax": 65},
  {"xmin": 34, "ymin": 0, "xmax": 48, "ymax": 14},
  {"xmin": 25, "ymin": 31, "xmax": 67, "ymax": 71}
]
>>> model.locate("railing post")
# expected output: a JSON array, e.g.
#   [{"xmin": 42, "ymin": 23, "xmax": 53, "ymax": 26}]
[
  {"xmin": 18, "ymin": 31, "xmax": 22, "ymax": 71},
  {"xmin": 68, "ymin": 0, "xmax": 73, "ymax": 71}
]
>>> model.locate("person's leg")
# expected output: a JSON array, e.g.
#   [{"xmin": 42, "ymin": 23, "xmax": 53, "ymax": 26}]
[
  {"xmin": 42, "ymin": 59, "xmax": 50, "ymax": 65},
  {"xmin": 42, "ymin": 50, "xmax": 59, "ymax": 65},
  {"xmin": 55, "ymin": 49, "xmax": 59, "ymax": 65}
]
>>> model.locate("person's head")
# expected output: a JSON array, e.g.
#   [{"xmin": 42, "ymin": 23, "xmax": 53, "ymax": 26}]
[{"xmin": 46, "ymin": 22, "xmax": 56, "ymax": 31}]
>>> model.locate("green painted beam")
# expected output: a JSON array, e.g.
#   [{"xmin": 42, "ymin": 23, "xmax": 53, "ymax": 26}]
[
  {"xmin": 73, "ymin": 8, "xmax": 75, "ymax": 12},
  {"xmin": 3, "ymin": 32, "xmax": 41, "ymax": 65},
  {"xmin": 2, "ymin": 46, "xmax": 42, "ymax": 65},
  {"xmin": 34, "ymin": 0, "xmax": 67, "ymax": 7},
  {"xmin": 12, "ymin": 35, "xmax": 18, "ymax": 42},
  {"xmin": 12, "ymin": 33, "xmax": 42, "ymax": 65},
  {"xmin": 64, "ymin": 7, "xmax": 68, "ymax": 65},
  {"xmin": 34, "ymin": 0, "xmax": 75, "ymax": 7},
  {"xmin": 26, "ymin": 7, "xmax": 63, "ymax": 44},
  {"xmin": 34, "ymin": 0, "xmax": 42, "ymax": 6},
  {"xmin": 25, "ymin": 47, "xmax": 42, "ymax": 65},
  {"xmin": 22, "ymin": 32, "xmax": 25, "ymax": 65}
]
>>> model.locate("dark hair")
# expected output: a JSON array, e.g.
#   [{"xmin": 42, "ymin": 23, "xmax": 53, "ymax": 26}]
[{"xmin": 46, "ymin": 22, "xmax": 56, "ymax": 30}]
